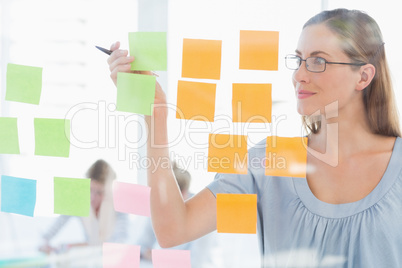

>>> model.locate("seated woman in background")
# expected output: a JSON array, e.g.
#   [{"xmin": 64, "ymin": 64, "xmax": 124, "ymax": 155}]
[{"xmin": 40, "ymin": 159, "xmax": 128, "ymax": 253}]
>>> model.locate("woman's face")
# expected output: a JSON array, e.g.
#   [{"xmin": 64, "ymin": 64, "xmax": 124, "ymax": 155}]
[
  {"xmin": 90, "ymin": 180, "xmax": 105, "ymax": 211},
  {"xmin": 292, "ymin": 23, "xmax": 363, "ymax": 117}
]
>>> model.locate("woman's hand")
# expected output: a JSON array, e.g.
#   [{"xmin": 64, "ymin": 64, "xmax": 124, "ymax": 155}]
[
  {"xmin": 107, "ymin": 41, "xmax": 167, "ymax": 118},
  {"xmin": 107, "ymin": 41, "xmax": 135, "ymax": 86}
]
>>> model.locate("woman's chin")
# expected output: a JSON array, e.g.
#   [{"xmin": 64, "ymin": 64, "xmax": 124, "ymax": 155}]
[{"xmin": 297, "ymin": 106, "xmax": 315, "ymax": 117}]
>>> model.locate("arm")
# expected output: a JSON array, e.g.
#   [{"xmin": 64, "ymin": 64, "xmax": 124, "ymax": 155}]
[
  {"xmin": 42, "ymin": 215, "xmax": 71, "ymax": 242},
  {"xmin": 145, "ymin": 111, "xmax": 217, "ymax": 247},
  {"xmin": 107, "ymin": 42, "xmax": 217, "ymax": 248},
  {"xmin": 39, "ymin": 215, "xmax": 71, "ymax": 254}
]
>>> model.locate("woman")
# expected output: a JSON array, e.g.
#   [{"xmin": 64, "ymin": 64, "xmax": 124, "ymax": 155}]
[
  {"xmin": 40, "ymin": 160, "xmax": 128, "ymax": 252},
  {"xmin": 107, "ymin": 8, "xmax": 401, "ymax": 267}
]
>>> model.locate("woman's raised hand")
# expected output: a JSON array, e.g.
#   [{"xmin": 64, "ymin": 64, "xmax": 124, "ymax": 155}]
[
  {"xmin": 107, "ymin": 41, "xmax": 167, "ymax": 118},
  {"xmin": 107, "ymin": 41, "xmax": 135, "ymax": 86}
]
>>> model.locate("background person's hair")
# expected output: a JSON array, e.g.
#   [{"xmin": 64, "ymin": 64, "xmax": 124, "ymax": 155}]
[
  {"xmin": 86, "ymin": 159, "xmax": 116, "ymax": 184},
  {"xmin": 302, "ymin": 8, "xmax": 401, "ymax": 137},
  {"xmin": 172, "ymin": 161, "xmax": 191, "ymax": 193}
]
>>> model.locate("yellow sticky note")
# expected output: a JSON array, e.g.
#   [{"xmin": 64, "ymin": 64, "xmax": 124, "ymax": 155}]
[
  {"xmin": 181, "ymin": 38, "xmax": 222, "ymax": 80},
  {"xmin": 208, "ymin": 134, "xmax": 248, "ymax": 174},
  {"xmin": 239, "ymin": 30, "xmax": 279, "ymax": 71},
  {"xmin": 232, "ymin": 83, "xmax": 272, "ymax": 123},
  {"xmin": 217, "ymin": 193, "xmax": 257, "ymax": 234},
  {"xmin": 176, "ymin": 80, "xmax": 216, "ymax": 122},
  {"xmin": 265, "ymin": 136, "xmax": 308, "ymax": 178}
]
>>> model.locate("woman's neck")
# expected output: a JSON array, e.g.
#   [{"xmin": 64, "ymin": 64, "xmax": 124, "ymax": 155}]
[{"xmin": 308, "ymin": 102, "xmax": 376, "ymax": 163}]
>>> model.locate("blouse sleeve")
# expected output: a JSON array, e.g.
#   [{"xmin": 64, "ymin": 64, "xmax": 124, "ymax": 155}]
[
  {"xmin": 42, "ymin": 215, "xmax": 71, "ymax": 242},
  {"xmin": 207, "ymin": 138, "xmax": 268, "ymax": 196}
]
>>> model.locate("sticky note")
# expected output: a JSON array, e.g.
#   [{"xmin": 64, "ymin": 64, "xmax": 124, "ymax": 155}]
[
  {"xmin": 265, "ymin": 136, "xmax": 308, "ymax": 178},
  {"xmin": 232, "ymin": 83, "xmax": 272, "ymax": 123},
  {"xmin": 129, "ymin": 32, "xmax": 167, "ymax": 71},
  {"xmin": 112, "ymin": 181, "xmax": 151, "ymax": 217},
  {"xmin": 239, "ymin": 30, "xmax": 279, "ymax": 71},
  {"xmin": 0, "ymin": 117, "xmax": 20, "ymax": 154},
  {"xmin": 152, "ymin": 249, "xmax": 191, "ymax": 268},
  {"xmin": 103, "ymin": 243, "xmax": 140, "ymax": 268},
  {"xmin": 1, "ymin": 175, "xmax": 36, "ymax": 217},
  {"xmin": 208, "ymin": 134, "xmax": 248, "ymax": 174},
  {"xmin": 216, "ymin": 193, "xmax": 257, "ymax": 234},
  {"xmin": 176, "ymin": 80, "xmax": 216, "ymax": 122},
  {"xmin": 54, "ymin": 177, "xmax": 90, "ymax": 216},
  {"xmin": 34, "ymin": 118, "xmax": 70, "ymax": 157},
  {"xmin": 116, "ymin": 72, "xmax": 156, "ymax": 115},
  {"xmin": 182, "ymin": 38, "xmax": 222, "ymax": 80},
  {"xmin": 6, "ymin": 63, "xmax": 43, "ymax": 105}
]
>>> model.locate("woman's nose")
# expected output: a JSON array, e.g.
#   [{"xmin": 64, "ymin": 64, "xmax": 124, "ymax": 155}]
[{"xmin": 293, "ymin": 61, "xmax": 310, "ymax": 84}]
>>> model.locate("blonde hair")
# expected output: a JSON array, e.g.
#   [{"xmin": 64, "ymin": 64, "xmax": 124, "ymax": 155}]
[
  {"xmin": 86, "ymin": 159, "xmax": 116, "ymax": 184},
  {"xmin": 302, "ymin": 8, "xmax": 401, "ymax": 137}
]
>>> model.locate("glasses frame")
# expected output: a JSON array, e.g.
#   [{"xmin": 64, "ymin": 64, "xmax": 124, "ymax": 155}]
[{"xmin": 285, "ymin": 54, "xmax": 367, "ymax": 73}]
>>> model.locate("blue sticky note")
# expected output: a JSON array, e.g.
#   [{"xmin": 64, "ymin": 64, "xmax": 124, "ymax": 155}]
[{"xmin": 1, "ymin": 175, "xmax": 37, "ymax": 217}]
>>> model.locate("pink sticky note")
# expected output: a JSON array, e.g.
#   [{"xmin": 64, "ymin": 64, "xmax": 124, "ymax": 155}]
[
  {"xmin": 103, "ymin": 243, "xmax": 140, "ymax": 268},
  {"xmin": 152, "ymin": 249, "xmax": 191, "ymax": 268},
  {"xmin": 112, "ymin": 181, "xmax": 151, "ymax": 217}
]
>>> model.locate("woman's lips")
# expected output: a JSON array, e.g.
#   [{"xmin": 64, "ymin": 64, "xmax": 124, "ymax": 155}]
[{"xmin": 297, "ymin": 89, "xmax": 316, "ymax": 99}]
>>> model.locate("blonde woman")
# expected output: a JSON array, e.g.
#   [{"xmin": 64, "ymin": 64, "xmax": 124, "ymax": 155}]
[
  {"xmin": 40, "ymin": 160, "xmax": 128, "ymax": 252},
  {"xmin": 108, "ymin": 8, "xmax": 401, "ymax": 267}
]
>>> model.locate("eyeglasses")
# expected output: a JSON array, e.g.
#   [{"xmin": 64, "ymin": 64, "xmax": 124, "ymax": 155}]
[{"xmin": 285, "ymin": 54, "xmax": 367, "ymax": 73}]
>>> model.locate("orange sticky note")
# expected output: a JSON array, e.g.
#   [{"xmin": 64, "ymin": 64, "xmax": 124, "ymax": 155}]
[
  {"xmin": 239, "ymin": 30, "xmax": 279, "ymax": 71},
  {"xmin": 265, "ymin": 136, "xmax": 308, "ymax": 178},
  {"xmin": 182, "ymin": 38, "xmax": 222, "ymax": 80},
  {"xmin": 216, "ymin": 193, "xmax": 257, "ymax": 234},
  {"xmin": 176, "ymin": 80, "xmax": 216, "ymax": 121},
  {"xmin": 208, "ymin": 134, "xmax": 248, "ymax": 174},
  {"xmin": 232, "ymin": 83, "xmax": 272, "ymax": 123}
]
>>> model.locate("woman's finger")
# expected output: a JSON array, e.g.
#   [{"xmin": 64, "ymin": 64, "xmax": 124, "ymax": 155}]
[
  {"xmin": 110, "ymin": 41, "xmax": 120, "ymax": 51},
  {"xmin": 108, "ymin": 54, "xmax": 134, "ymax": 73}
]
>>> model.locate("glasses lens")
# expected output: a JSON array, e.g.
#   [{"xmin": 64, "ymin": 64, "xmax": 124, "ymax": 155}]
[
  {"xmin": 306, "ymin": 57, "xmax": 326, "ymax": 72},
  {"xmin": 285, "ymin": 55, "xmax": 301, "ymax": 70}
]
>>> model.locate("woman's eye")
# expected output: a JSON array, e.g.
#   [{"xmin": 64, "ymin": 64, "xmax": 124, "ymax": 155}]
[{"xmin": 313, "ymin": 57, "xmax": 326, "ymax": 65}]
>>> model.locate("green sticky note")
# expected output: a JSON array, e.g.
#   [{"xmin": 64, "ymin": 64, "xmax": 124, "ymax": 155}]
[
  {"xmin": 54, "ymin": 177, "xmax": 90, "ymax": 217},
  {"xmin": 0, "ymin": 117, "xmax": 20, "ymax": 154},
  {"xmin": 34, "ymin": 118, "xmax": 70, "ymax": 157},
  {"xmin": 129, "ymin": 32, "xmax": 167, "ymax": 71},
  {"xmin": 116, "ymin": 72, "xmax": 156, "ymax": 115},
  {"xmin": 6, "ymin": 63, "xmax": 43, "ymax": 105}
]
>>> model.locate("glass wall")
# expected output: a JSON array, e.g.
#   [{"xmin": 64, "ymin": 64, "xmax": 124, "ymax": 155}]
[{"xmin": 0, "ymin": 0, "xmax": 401, "ymax": 267}]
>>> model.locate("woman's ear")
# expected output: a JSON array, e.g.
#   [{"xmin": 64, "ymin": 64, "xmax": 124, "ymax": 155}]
[{"xmin": 356, "ymin": 64, "xmax": 376, "ymax": 91}]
